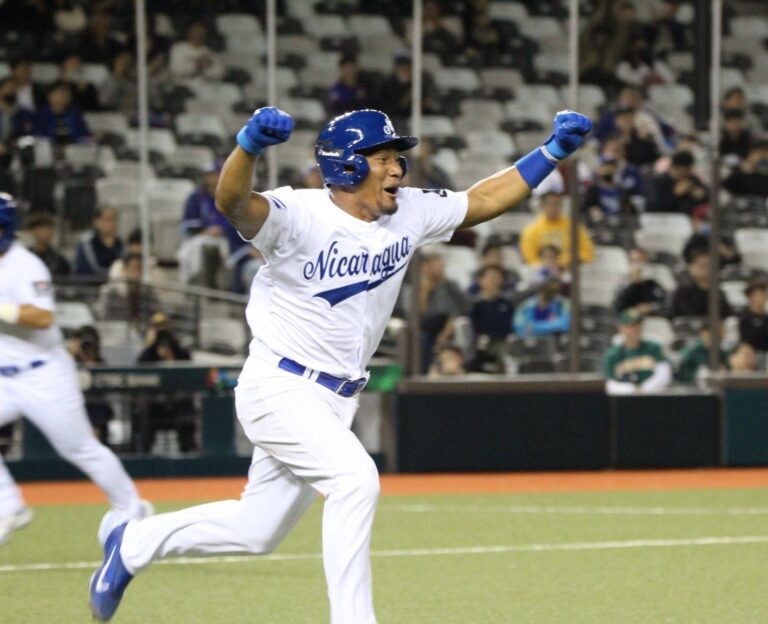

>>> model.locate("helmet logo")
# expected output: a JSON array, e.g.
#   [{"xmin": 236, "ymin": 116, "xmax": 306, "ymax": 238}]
[
  {"xmin": 383, "ymin": 122, "xmax": 394, "ymax": 136},
  {"xmin": 317, "ymin": 148, "xmax": 344, "ymax": 157}
]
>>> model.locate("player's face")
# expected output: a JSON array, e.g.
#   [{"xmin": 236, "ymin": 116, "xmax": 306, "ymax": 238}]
[{"xmin": 357, "ymin": 148, "xmax": 404, "ymax": 218}]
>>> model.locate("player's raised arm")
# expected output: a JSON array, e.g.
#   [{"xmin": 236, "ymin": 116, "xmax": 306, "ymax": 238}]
[
  {"xmin": 215, "ymin": 106, "xmax": 294, "ymax": 240},
  {"xmin": 460, "ymin": 110, "xmax": 592, "ymax": 229}
]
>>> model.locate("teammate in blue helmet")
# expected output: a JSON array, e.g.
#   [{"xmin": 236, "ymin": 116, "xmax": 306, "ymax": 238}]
[{"xmin": 0, "ymin": 192, "xmax": 18, "ymax": 255}]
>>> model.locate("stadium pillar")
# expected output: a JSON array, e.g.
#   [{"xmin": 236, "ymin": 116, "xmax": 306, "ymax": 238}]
[
  {"xmin": 692, "ymin": 0, "xmax": 714, "ymax": 130},
  {"xmin": 567, "ymin": 0, "xmax": 581, "ymax": 373},
  {"xmin": 266, "ymin": 0, "xmax": 278, "ymax": 190},
  {"xmin": 134, "ymin": 0, "xmax": 151, "ymax": 282}
]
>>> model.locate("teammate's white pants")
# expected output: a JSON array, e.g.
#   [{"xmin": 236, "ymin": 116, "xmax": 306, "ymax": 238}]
[
  {"xmin": 0, "ymin": 347, "xmax": 141, "ymax": 517},
  {"xmin": 120, "ymin": 355, "xmax": 380, "ymax": 624}
]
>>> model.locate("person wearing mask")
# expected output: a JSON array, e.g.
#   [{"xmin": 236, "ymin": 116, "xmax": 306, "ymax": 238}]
[
  {"xmin": 671, "ymin": 247, "xmax": 733, "ymax": 319},
  {"xmin": 613, "ymin": 106, "xmax": 661, "ymax": 167},
  {"xmin": 74, "ymin": 206, "xmax": 123, "ymax": 282},
  {"xmin": 584, "ymin": 155, "xmax": 633, "ymax": 222},
  {"xmin": 520, "ymin": 192, "xmax": 595, "ymax": 266},
  {"xmin": 603, "ymin": 308, "xmax": 672, "ymax": 395},
  {"xmin": 33, "ymin": 81, "xmax": 91, "ymax": 146},
  {"xmin": 650, "ymin": 150, "xmax": 708, "ymax": 214},
  {"xmin": 739, "ymin": 280, "xmax": 768, "ymax": 352},
  {"xmin": 25, "ymin": 212, "xmax": 70, "ymax": 276},
  {"xmin": 720, "ymin": 108, "xmax": 753, "ymax": 162}
]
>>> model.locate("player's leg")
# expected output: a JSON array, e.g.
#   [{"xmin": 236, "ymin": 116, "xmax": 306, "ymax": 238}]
[
  {"xmin": 16, "ymin": 352, "xmax": 143, "ymax": 516},
  {"xmin": 0, "ymin": 379, "xmax": 29, "ymax": 542}
]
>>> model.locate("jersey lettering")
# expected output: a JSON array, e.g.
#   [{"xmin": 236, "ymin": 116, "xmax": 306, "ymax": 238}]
[{"xmin": 421, "ymin": 188, "xmax": 448, "ymax": 198}]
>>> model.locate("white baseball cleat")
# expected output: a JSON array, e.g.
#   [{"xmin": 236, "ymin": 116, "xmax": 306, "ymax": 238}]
[
  {"xmin": 97, "ymin": 499, "xmax": 154, "ymax": 547},
  {"xmin": 0, "ymin": 507, "xmax": 34, "ymax": 545}
]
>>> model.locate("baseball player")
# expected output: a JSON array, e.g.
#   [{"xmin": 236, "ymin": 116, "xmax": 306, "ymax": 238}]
[
  {"xmin": 0, "ymin": 193, "xmax": 151, "ymax": 546},
  {"xmin": 89, "ymin": 107, "xmax": 591, "ymax": 623}
]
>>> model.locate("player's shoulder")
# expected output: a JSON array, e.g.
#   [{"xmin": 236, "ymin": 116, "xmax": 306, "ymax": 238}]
[
  {"xmin": 641, "ymin": 339, "xmax": 665, "ymax": 355},
  {"xmin": 261, "ymin": 185, "xmax": 326, "ymax": 210}
]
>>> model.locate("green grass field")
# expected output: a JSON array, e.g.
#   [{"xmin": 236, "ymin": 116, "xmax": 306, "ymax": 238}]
[{"xmin": 2, "ymin": 487, "xmax": 768, "ymax": 623}]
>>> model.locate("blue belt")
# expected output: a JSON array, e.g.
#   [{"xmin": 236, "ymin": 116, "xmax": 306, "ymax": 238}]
[
  {"xmin": 277, "ymin": 357, "xmax": 367, "ymax": 398},
  {"xmin": 0, "ymin": 360, "xmax": 45, "ymax": 378}
]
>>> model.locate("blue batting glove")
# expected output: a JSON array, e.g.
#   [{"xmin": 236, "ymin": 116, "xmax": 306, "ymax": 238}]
[
  {"xmin": 236, "ymin": 106, "xmax": 294, "ymax": 156},
  {"xmin": 542, "ymin": 110, "xmax": 592, "ymax": 161}
]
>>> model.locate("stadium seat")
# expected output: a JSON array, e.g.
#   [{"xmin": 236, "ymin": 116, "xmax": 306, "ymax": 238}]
[
  {"xmin": 730, "ymin": 15, "xmax": 768, "ymax": 39},
  {"xmin": 247, "ymin": 66, "xmax": 300, "ymax": 99},
  {"xmin": 459, "ymin": 99, "xmax": 506, "ymax": 123},
  {"xmin": 431, "ymin": 148, "xmax": 459, "ymax": 175},
  {"xmin": 126, "ymin": 128, "xmax": 178, "ymax": 158},
  {"xmin": 308, "ymin": 15, "xmax": 349, "ymax": 39},
  {"xmin": 455, "ymin": 114, "xmax": 502, "ymax": 134},
  {"xmin": 649, "ymin": 84, "xmax": 694, "ymax": 109},
  {"xmin": 464, "ymin": 130, "xmax": 516, "ymax": 158},
  {"xmin": 640, "ymin": 213, "xmax": 693, "ymax": 235},
  {"xmin": 734, "ymin": 227, "xmax": 768, "ymax": 253},
  {"xmin": 109, "ymin": 161, "xmax": 156, "ymax": 181},
  {"xmin": 479, "ymin": 68, "xmax": 525, "ymax": 97},
  {"xmin": 722, "ymin": 280, "xmax": 748, "ymax": 310},
  {"xmin": 278, "ymin": 35, "xmax": 320, "ymax": 57},
  {"xmin": 646, "ymin": 262, "xmax": 677, "ymax": 292},
  {"xmin": 81, "ymin": 63, "xmax": 110, "ymax": 86},
  {"xmin": 57, "ymin": 301, "xmax": 96, "ymax": 331},
  {"xmin": 426, "ymin": 244, "xmax": 477, "ymax": 291},
  {"xmin": 642, "ymin": 316, "xmax": 674, "ymax": 350},
  {"xmin": 162, "ymin": 146, "xmax": 217, "ymax": 176},
  {"xmin": 198, "ymin": 318, "xmax": 247, "ymax": 354},
  {"xmin": 348, "ymin": 15, "xmax": 393, "ymax": 39},
  {"xmin": 216, "ymin": 13, "xmax": 261, "ymax": 39},
  {"xmin": 30, "ymin": 62, "xmax": 59, "ymax": 84},
  {"xmin": 0, "ymin": 61, "xmax": 8, "ymax": 79},
  {"xmin": 432, "ymin": 67, "xmax": 481, "ymax": 96},
  {"xmin": 419, "ymin": 115, "xmax": 457, "ymax": 140},
  {"xmin": 175, "ymin": 113, "xmax": 227, "ymax": 145},
  {"xmin": 535, "ymin": 52, "xmax": 569, "ymax": 76},
  {"xmin": 634, "ymin": 229, "xmax": 689, "ymax": 257},
  {"xmin": 505, "ymin": 100, "xmax": 555, "ymax": 130},
  {"xmin": 147, "ymin": 178, "xmax": 196, "ymax": 205},
  {"xmin": 64, "ymin": 144, "xmax": 116, "ymax": 174},
  {"xmin": 488, "ymin": 1, "xmax": 528, "ymax": 22},
  {"xmin": 84, "ymin": 112, "xmax": 129, "ymax": 143},
  {"xmin": 277, "ymin": 97, "xmax": 327, "ymax": 127}
]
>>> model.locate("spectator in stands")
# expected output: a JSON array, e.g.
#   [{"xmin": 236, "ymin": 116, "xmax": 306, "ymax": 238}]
[
  {"xmin": 419, "ymin": 253, "xmax": 469, "ymax": 373},
  {"xmin": 422, "ymin": 0, "xmax": 461, "ymax": 64},
  {"xmin": 602, "ymin": 307, "xmax": 672, "ymax": 395},
  {"xmin": 9, "ymin": 58, "xmax": 43, "ymax": 112},
  {"xmin": 178, "ymin": 161, "xmax": 248, "ymax": 290},
  {"xmin": 411, "ymin": 138, "xmax": 454, "ymax": 191},
  {"xmin": 0, "ymin": 77, "xmax": 29, "ymax": 192},
  {"xmin": 579, "ymin": 0, "xmax": 639, "ymax": 86},
  {"xmin": 469, "ymin": 264, "xmax": 514, "ymax": 373},
  {"xmin": 649, "ymin": 150, "xmax": 708, "ymax": 214},
  {"xmin": 739, "ymin": 280, "xmax": 768, "ymax": 352},
  {"xmin": 98, "ymin": 252, "xmax": 159, "ymax": 327},
  {"xmin": 81, "ymin": 12, "xmax": 125, "ymax": 65},
  {"xmin": 729, "ymin": 341, "xmax": 758, "ymax": 373},
  {"xmin": 614, "ymin": 247, "xmax": 667, "ymax": 315},
  {"xmin": 327, "ymin": 54, "xmax": 374, "ymax": 117},
  {"xmin": 645, "ymin": 0, "xmax": 690, "ymax": 53},
  {"xmin": 376, "ymin": 53, "xmax": 437, "ymax": 124},
  {"xmin": 169, "ymin": 21, "xmax": 224, "ymax": 81},
  {"xmin": 720, "ymin": 108, "xmax": 753, "ymax": 162},
  {"xmin": 464, "ymin": 0, "xmax": 505, "ymax": 65},
  {"xmin": 108, "ymin": 227, "xmax": 162, "ymax": 282},
  {"xmin": 513, "ymin": 277, "xmax": 570, "ymax": 337},
  {"xmin": 468, "ymin": 242, "xmax": 517, "ymax": 298},
  {"xmin": 595, "ymin": 85, "xmax": 672, "ymax": 153},
  {"xmin": 671, "ymin": 247, "xmax": 733, "ymax": 319},
  {"xmin": 612, "ymin": 106, "xmax": 661, "ymax": 167},
  {"xmin": 99, "ymin": 50, "xmax": 138, "ymax": 115},
  {"xmin": 584, "ymin": 155, "xmax": 634, "ymax": 222},
  {"xmin": 600, "ymin": 136, "xmax": 645, "ymax": 198},
  {"xmin": 25, "ymin": 212, "xmax": 71, "ymax": 276},
  {"xmin": 33, "ymin": 81, "xmax": 91, "ymax": 145},
  {"xmin": 58, "ymin": 52, "xmax": 101, "ymax": 112},
  {"xmin": 428, "ymin": 344, "xmax": 466, "ymax": 377},
  {"xmin": 676, "ymin": 323, "xmax": 729, "ymax": 384},
  {"xmin": 68, "ymin": 324, "xmax": 114, "ymax": 443},
  {"xmin": 519, "ymin": 192, "xmax": 595, "ymax": 267},
  {"xmin": 615, "ymin": 34, "xmax": 676, "ymax": 89},
  {"xmin": 722, "ymin": 86, "xmax": 760, "ymax": 132},
  {"xmin": 683, "ymin": 204, "xmax": 742, "ymax": 267},
  {"xmin": 723, "ymin": 140, "xmax": 768, "ymax": 198},
  {"xmin": 74, "ymin": 205, "xmax": 123, "ymax": 282},
  {"xmin": 137, "ymin": 328, "xmax": 197, "ymax": 453}
]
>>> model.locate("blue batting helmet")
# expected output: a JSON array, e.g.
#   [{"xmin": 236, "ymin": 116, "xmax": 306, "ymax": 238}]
[
  {"xmin": 0, "ymin": 192, "xmax": 17, "ymax": 254},
  {"xmin": 315, "ymin": 109, "xmax": 419, "ymax": 187}
]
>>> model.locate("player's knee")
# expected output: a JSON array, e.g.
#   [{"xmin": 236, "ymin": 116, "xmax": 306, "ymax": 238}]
[
  {"xmin": 339, "ymin": 455, "xmax": 380, "ymax": 503},
  {"xmin": 57, "ymin": 437, "xmax": 104, "ymax": 463}
]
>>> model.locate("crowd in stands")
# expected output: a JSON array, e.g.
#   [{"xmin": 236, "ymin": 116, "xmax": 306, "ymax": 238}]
[{"xmin": 0, "ymin": 0, "xmax": 767, "ymax": 386}]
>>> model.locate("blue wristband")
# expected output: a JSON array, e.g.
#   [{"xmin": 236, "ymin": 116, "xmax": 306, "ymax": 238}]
[
  {"xmin": 236, "ymin": 127, "xmax": 264, "ymax": 156},
  {"xmin": 515, "ymin": 147, "xmax": 558, "ymax": 189},
  {"xmin": 543, "ymin": 135, "xmax": 569, "ymax": 160}
]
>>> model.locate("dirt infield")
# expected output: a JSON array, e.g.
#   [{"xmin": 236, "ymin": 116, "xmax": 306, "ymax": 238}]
[{"xmin": 18, "ymin": 468, "xmax": 768, "ymax": 506}]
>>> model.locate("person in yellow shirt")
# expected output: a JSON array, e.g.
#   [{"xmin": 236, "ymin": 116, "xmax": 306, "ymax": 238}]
[{"xmin": 519, "ymin": 191, "xmax": 595, "ymax": 266}]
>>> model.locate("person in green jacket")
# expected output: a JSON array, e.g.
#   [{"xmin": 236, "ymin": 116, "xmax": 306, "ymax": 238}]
[
  {"xmin": 675, "ymin": 323, "xmax": 729, "ymax": 384},
  {"xmin": 602, "ymin": 307, "xmax": 672, "ymax": 395}
]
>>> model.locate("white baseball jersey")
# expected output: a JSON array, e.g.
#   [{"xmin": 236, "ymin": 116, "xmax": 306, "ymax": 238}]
[
  {"xmin": 244, "ymin": 186, "xmax": 468, "ymax": 378},
  {"xmin": 0, "ymin": 242, "xmax": 62, "ymax": 365}
]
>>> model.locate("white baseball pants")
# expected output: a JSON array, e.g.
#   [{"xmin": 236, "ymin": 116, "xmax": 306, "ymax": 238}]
[
  {"xmin": 119, "ymin": 355, "xmax": 380, "ymax": 624},
  {"xmin": 0, "ymin": 347, "xmax": 142, "ymax": 517}
]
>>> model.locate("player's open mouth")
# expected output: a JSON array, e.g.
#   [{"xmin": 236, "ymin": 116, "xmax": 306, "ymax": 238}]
[{"xmin": 384, "ymin": 186, "xmax": 398, "ymax": 197}]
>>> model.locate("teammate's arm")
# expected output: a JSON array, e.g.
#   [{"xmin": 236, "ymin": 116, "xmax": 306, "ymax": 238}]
[
  {"xmin": 460, "ymin": 111, "xmax": 592, "ymax": 229},
  {"xmin": 0, "ymin": 303, "xmax": 53, "ymax": 328},
  {"xmin": 215, "ymin": 107, "xmax": 294, "ymax": 240}
]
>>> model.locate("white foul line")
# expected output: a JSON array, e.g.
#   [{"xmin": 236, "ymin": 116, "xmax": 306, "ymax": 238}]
[
  {"xmin": 384, "ymin": 503, "xmax": 768, "ymax": 516},
  {"xmin": 2, "ymin": 535, "xmax": 768, "ymax": 574}
]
